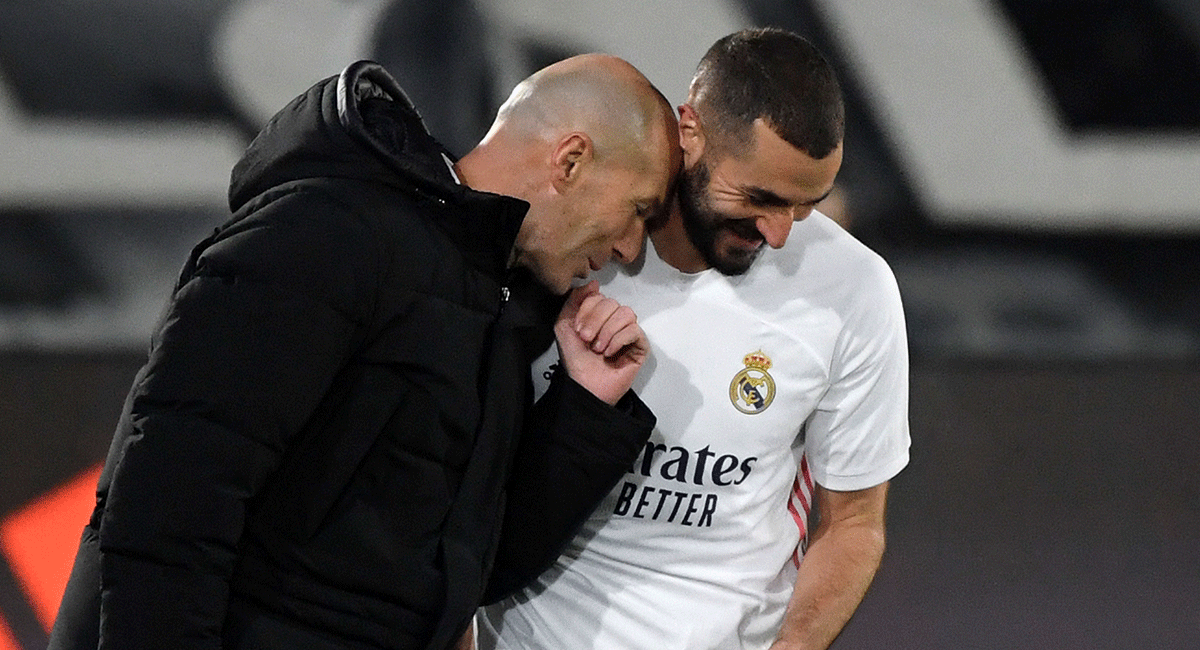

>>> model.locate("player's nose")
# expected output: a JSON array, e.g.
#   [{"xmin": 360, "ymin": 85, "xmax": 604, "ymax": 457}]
[{"xmin": 756, "ymin": 211, "xmax": 794, "ymax": 249}]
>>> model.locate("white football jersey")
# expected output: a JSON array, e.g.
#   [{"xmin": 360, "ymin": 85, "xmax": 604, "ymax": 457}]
[{"xmin": 481, "ymin": 212, "xmax": 910, "ymax": 650}]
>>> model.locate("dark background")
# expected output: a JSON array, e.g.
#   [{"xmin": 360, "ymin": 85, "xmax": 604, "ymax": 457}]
[{"xmin": 5, "ymin": 356, "xmax": 1197, "ymax": 648}]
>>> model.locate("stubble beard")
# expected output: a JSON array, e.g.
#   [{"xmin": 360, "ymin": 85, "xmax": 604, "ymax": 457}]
[{"xmin": 677, "ymin": 159, "xmax": 763, "ymax": 276}]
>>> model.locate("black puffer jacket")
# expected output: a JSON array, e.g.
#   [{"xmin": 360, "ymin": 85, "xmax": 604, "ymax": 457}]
[{"xmin": 48, "ymin": 61, "xmax": 654, "ymax": 650}]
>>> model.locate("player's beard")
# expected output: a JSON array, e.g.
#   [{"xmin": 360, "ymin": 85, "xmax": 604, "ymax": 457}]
[{"xmin": 677, "ymin": 157, "xmax": 765, "ymax": 276}]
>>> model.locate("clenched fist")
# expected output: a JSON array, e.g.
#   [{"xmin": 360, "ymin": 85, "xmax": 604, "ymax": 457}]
[{"xmin": 554, "ymin": 281, "xmax": 650, "ymax": 405}]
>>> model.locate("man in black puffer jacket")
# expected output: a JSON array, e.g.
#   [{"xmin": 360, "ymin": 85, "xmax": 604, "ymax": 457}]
[{"xmin": 48, "ymin": 55, "xmax": 680, "ymax": 650}]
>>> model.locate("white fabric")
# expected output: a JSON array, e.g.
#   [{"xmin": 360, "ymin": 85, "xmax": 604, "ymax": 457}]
[{"xmin": 480, "ymin": 212, "xmax": 910, "ymax": 650}]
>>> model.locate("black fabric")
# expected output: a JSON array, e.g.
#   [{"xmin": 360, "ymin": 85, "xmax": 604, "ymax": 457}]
[
  {"xmin": 484, "ymin": 367, "xmax": 657, "ymax": 603},
  {"xmin": 48, "ymin": 61, "xmax": 654, "ymax": 650}
]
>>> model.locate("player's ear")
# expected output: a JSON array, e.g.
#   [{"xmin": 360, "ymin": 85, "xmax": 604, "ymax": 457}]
[
  {"xmin": 678, "ymin": 104, "xmax": 705, "ymax": 168},
  {"xmin": 551, "ymin": 132, "xmax": 593, "ymax": 193}
]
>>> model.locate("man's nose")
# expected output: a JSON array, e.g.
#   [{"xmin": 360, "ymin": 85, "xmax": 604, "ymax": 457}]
[
  {"xmin": 613, "ymin": 217, "xmax": 646, "ymax": 263},
  {"xmin": 756, "ymin": 210, "xmax": 795, "ymax": 249}
]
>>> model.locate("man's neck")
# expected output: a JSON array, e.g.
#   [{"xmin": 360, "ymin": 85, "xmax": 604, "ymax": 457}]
[{"xmin": 649, "ymin": 204, "xmax": 709, "ymax": 274}]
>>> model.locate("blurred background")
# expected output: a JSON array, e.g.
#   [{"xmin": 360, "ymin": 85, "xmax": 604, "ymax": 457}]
[{"xmin": 1, "ymin": 0, "xmax": 1197, "ymax": 648}]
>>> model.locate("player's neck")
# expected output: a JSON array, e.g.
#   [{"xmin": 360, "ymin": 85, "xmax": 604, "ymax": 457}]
[{"xmin": 649, "ymin": 204, "xmax": 709, "ymax": 274}]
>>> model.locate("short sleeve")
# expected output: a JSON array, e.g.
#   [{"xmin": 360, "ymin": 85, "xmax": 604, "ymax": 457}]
[{"xmin": 802, "ymin": 253, "xmax": 910, "ymax": 491}]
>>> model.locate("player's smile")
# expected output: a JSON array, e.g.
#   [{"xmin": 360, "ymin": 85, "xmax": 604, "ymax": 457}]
[{"xmin": 719, "ymin": 220, "xmax": 765, "ymax": 250}]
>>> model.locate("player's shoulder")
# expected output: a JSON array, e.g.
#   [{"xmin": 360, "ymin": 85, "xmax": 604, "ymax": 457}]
[{"xmin": 785, "ymin": 211, "xmax": 896, "ymax": 285}]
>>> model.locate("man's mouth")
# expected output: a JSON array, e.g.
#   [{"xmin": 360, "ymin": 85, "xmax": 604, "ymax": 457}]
[{"xmin": 720, "ymin": 222, "xmax": 764, "ymax": 249}]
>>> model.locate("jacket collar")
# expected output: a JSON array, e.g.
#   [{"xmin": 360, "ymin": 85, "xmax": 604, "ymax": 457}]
[{"xmin": 338, "ymin": 61, "xmax": 529, "ymax": 280}]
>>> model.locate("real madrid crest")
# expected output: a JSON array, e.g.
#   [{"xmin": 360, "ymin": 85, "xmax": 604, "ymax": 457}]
[{"xmin": 729, "ymin": 350, "xmax": 776, "ymax": 415}]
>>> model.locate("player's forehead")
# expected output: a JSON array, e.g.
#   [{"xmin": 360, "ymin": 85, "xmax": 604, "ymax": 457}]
[{"xmin": 725, "ymin": 121, "xmax": 841, "ymax": 204}]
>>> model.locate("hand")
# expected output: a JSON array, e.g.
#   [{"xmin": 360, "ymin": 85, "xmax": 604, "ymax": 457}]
[
  {"xmin": 452, "ymin": 620, "xmax": 474, "ymax": 650},
  {"xmin": 554, "ymin": 281, "xmax": 649, "ymax": 405}
]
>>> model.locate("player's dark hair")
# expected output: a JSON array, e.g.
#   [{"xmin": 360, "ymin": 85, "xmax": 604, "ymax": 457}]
[{"xmin": 691, "ymin": 27, "xmax": 844, "ymax": 159}]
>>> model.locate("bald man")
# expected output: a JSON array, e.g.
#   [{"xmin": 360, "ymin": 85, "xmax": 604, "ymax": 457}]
[
  {"xmin": 48, "ymin": 56, "xmax": 679, "ymax": 650},
  {"xmin": 459, "ymin": 53, "xmax": 677, "ymax": 298}
]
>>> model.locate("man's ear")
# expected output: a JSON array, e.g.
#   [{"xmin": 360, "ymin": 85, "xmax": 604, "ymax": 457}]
[
  {"xmin": 551, "ymin": 132, "xmax": 593, "ymax": 193},
  {"xmin": 677, "ymin": 104, "xmax": 705, "ymax": 168}
]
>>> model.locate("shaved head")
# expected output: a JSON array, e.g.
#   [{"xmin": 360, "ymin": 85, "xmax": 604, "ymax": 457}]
[
  {"xmin": 455, "ymin": 53, "xmax": 680, "ymax": 293},
  {"xmin": 486, "ymin": 53, "xmax": 674, "ymax": 173}
]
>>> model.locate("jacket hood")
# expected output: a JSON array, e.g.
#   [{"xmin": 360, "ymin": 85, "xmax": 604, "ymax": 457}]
[
  {"xmin": 226, "ymin": 61, "xmax": 529, "ymax": 280},
  {"xmin": 228, "ymin": 61, "xmax": 463, "ymax": 213}
]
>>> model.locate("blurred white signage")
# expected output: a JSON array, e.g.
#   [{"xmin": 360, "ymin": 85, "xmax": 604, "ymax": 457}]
[
  {"xmin": 1, "ymin": 0, "xmax": 1198, "ymax": 232},
  {"xmin": 816, "ymin": 0, "xmax": 1200, "ymax": 233}
]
